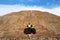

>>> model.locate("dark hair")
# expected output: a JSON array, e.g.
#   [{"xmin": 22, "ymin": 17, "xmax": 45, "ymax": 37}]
[{"xmin": 27, "ymin": 25, "xmax": 32, "ymax": 27}]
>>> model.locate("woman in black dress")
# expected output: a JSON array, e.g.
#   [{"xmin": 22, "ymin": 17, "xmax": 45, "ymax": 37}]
[{"xmin": 24, "ymin": 23, "xmax": 36, "ymax": 39}]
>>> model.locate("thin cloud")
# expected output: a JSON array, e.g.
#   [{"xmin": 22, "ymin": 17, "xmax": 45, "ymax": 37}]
[{"xmin": 0, "ymin": 5, "xmax": 60, "ymax": 16}]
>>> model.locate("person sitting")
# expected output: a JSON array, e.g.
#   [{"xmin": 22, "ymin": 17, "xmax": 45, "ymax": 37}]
[{"xmin": 24, "ymin": 23, "xmax": 36, "ymax": 34}]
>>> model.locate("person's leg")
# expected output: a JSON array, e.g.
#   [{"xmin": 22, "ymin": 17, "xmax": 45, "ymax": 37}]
[{"xmin": 27, "ymin": 34, "xmax": 31, "ymax": 40}]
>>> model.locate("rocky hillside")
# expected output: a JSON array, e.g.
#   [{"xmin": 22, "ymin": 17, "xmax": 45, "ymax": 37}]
[{"xmin": 0, "ymin": 10, "xmax": 60, "ymax": 38}]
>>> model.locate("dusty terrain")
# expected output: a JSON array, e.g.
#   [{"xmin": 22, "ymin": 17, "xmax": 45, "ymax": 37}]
[{"xmin": 0, "ymin": 10, "xmax": 60, "ymax": 39}]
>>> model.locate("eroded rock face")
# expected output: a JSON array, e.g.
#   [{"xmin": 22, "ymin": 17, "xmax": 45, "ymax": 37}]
[{"xmin": 0, "ymin": 10, "xmax": 60, "ymax": 38}]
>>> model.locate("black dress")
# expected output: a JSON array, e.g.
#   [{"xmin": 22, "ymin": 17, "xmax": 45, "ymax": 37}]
[{"xmin": 24, "ymin": 27, "xmax": 36, "ymax": 34}]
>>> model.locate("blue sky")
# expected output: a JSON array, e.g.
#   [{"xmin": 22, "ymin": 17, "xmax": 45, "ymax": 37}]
[
  {"xmin": 0, "ymin": 0, "xmax": 60, "ymax": 16},
  {"xmin": 0, "ymin": 0, "xmax": 60, "ymax": 8}
]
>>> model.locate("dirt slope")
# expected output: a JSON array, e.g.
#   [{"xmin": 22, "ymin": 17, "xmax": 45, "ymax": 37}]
[{"xmin": 0, "ymin": 10, "xmax": 60, "ymax": 38}]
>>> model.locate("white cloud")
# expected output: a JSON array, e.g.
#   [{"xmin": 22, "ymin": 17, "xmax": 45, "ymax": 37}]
[{"xmin": 0, "ymin": 5, "xmax": 60, "ymax": 16}]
